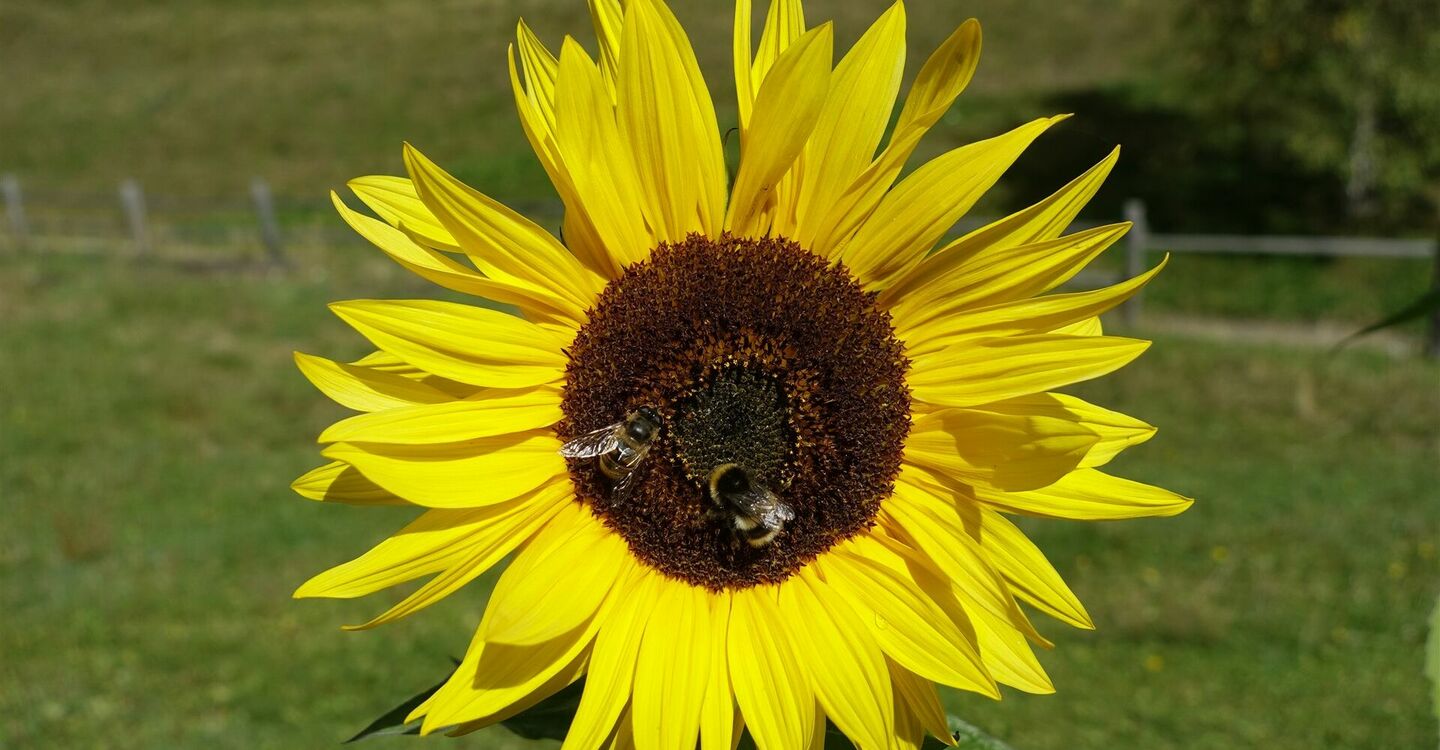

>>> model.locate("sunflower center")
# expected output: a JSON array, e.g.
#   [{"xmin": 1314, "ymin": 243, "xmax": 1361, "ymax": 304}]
[{"xmin": 559, "ymin": 234, "xmax": 910, "ymax": 590}]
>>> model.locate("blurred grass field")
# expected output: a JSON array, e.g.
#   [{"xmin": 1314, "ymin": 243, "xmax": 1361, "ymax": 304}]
[{"xmin": 1, "ymin": 250, "xmax": 1436, "ymax": 749}]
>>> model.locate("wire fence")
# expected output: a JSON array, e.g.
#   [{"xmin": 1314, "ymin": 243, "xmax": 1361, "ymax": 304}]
[{"xmin": 3, "ymin": 174, "xmax": 1437, "ymax": 356}]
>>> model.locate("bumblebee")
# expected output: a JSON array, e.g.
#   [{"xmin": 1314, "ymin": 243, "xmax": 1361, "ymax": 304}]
[{"xmin": 707, "ymin": 463, "xmax": 795, "ymax": 547}]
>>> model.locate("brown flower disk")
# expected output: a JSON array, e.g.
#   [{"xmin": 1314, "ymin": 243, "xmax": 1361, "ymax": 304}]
[{"xmin": 560, "ymin": 234, "xmax": 911, "ymax": 589}]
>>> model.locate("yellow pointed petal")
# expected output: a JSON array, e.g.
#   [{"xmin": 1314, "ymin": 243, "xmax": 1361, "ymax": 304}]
[
  {"xmin": 617, "ymin": 0, "xmax": 727, "ymax": 241},
  {"xmin": 881, "ymin": 149, "xmax": 1122, "ymax": 308},
  {"xmin": 886, "ymin": 474, "xmax": 1043, "ymax": 643},
  {"xmin": 485, "ymin": 506, "xmax": 630, "ymax": 646},
  {"xmin": 517, "ymin": 20, "xmax": 561, "ymax": 133},
  {"xmin": 554, "ymin": 37, "xmax": 655, "ymax": 269},
  {"xmin": 292, "ymin": 461, "xmax": 404, "ymax": 506},
  {"xmin": 733, "ymin": 0, "xmax": 756, "ymax": 131},
  {"xmin": 421, "ymin": 610, "xmax": 601, "ymax": 734},
  {"xmin": 348, "ymin": 176, "xmax": 459, "ymax": 251},
  {"xmin": 783, "ymin": 572, "xmax": 894, "ymax": 750},
  {"xmin": 562, "ymin": 566, "xmax": 659, "ymax": 750},
  {"xmin": 898, "ymin": 257, "xmax": 1167, "ymax": 354},
  {"xmin": 973, "ymin": 468, "xmax": 1194, "ymax": 520},
  {"xmin": 904, "ymin": 407, "xmax": 1099, "ymax": 492},
  {"xmin": 790, "ymin": 2, "xmax": 906, "ymax": 245},
  {"xmin": 332, "ymin": 193, "xmax": 578, "ymax": 327},
  {"xmin": 294, "ymin": 480, "xmax": 567, "ymax": 601},
  {"xmin": 828, "ymin": 550, "xmax": 994, "ymax": 694},
  {"xmin": 966, "ymin": 392, "xmax": 1156, "ymax": 469},
  {"xmin": 889, "ymin": 662, "xmax": 955, "ymax": 747},
  {"xmin": 403, "ymin": 144, "xmax": 603, "ymax": 315},
  {"xmin": 587, "ymin": 0, "xmax": 624, "ymax": 94},
  {"xmin": 726, "ymin": 24, "xmax": 833, "ymax": 237},
  {"xmin": 729, "ymin": 586, "xmax": 814, "ymax": 750},
  {"xmin": 751, "ymin": 0, "xmax": 807, "ymax": 97},
  {"xmin": 840, "ymin": 116, "xmax": 1066, "ymax": 290},
  {"xmin": 976, "ymin": 507, "xmax": 1092, "ymax": 629},
  {"xmin": 329, "ymin": 299, "xmax": 568, "ymax": 389},
  {"xmin": 909, "ymin": 334, "xmax": 1150, "ymax": 410},
  {"xmin": 700, "ymin": 593, "xmax": 735, "ymax": 750},
  {"xmin": 294, "ymin": 351, "xmax": 451, "ymax": 413},
  {"xmin": 318, "ymin": 386, "xmax": 563, "ymax": 444},
  {"xmin": 633, "ymin": 582, "xmax": 710, "ymax": 750},
  {"xmin": 887, "ymin": 225, "xmax": 1131, "ymax": 334},
  {"xmin": 322, "ymin": 432, "xmax": 566, "ymax": 508},
  {"xmin": 808, "ymin": 19, "xmax": 981, "ymax": 258},
  {"xmin": 969, "ymin": 602, "xmax": 1055, "ymax": 694},
  {"xmin": 1052, "ymin": 316, "xmax": 1103, "ymax": 337}
]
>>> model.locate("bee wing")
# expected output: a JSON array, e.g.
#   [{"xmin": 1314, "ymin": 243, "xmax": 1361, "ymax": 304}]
[
  {"xmin": 768, "ymin": 501, "xmax": 796, "ymax": 524},
  {"xmin": 558, "ymin": 424, "xmax": 621, "ymax": 458},
  {"xmin": 729, "ymin": 485, "xmax": 784, "ymax": 524}
]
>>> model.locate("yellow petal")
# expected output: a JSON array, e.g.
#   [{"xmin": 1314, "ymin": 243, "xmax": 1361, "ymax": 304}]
[
  {"xmin": 294, "ymin": 351, "xmax": 451, "ymax": 413},
  {"xmin": 729, "ymin": 586, "xmax": 814, "ymax": 750},
  {"xmin": 293, "ymin": 480, "xmax": 567, "ymax": 602},
  {"xmin": 737, "ymin": 0, "xmax": 808, "ymax": 136},
  {"xmin": 897, "ymin": 257, "xmax": 1166, "ymax": 354},
  {"xmin": 332, "ymin": 193, "xmax": 579, "ymax": 327},
  {"xmin": 291, "ymin": 461, "xmax": 404, "ymax": 506},
  {"xmin": 700, "ymin": 593, "xmax": 735, "ymax": 750},
  {"xmin": 908, "ymin": 334, "xmax": 1150, "ymax": 409},
  {"xmin": 889, "ymin": 662, "xmax": 955, "ymax": 747},
  {"xmin": 420, "ymin": 607, "xmax": 601, "ymax": 733},
  {"xmin": 587, "ymin": 0, "xmax": 624, "ymax": 94},
  {"xmin": 733, "ymin": 0, "xmax": 756, "ymax": 131},
  {"xmin": 839, "ymin": 116, "xmax": 1066, "ymax": 290},
  {"xmin": 633, "ymin": 582, "xmax": 710, "ymax": 750},
  {"xmin": 881, "ymin": 149, "xmax": 1122, "ymax": 308},
  {"xmin": 562, "ymin": 564, "xmax": 657, "ymax": 750},
  {"xmin": 885, "ymin": 474, "xmax": 1044, "ymax": 644},
  {"xmin": 329, "ymin": 299, "xmax": 568, "ymax": 389},
  {"xmin": 976, "ymin": 507, "xmax": 1092, "ymax": 629},
  {"xmin": 827, "ymin": 549, "xmax": 994, "ymax": 694},
  {"xmin": 554, "ymin": 37, "xmax": 654, "ymax": 270},
  {"xmin": 726, "ymin": 24, "xmax": 833, "ymax": 237},
  {"xmin": 322, "ymin": 432, "xmax": 566, "ymax": 508},
  {"xmin": 318, "ymin": 386, "xmax": 563, "ymax": 445},
  {"xmin": 973, "ymin": 468, "xmax": 1194, "ymax": 521},
  {"xmin": 808, "ymin": 19, "xmax": 981, "ymax": 258},
  {"xmin": 965, "ymin": 392, "xmax": 1156, "ymax": 469},
  {"xmin": 484, "ymin": 505, "xmax": 630, "ymax": 646},
  {"xmin": 403, "ymin": 144, "xmax": 604, "ymax": 316},
  {"xmin": 789, "ymin": 2, "xmax": 906, "ymax": 245},
  {"xmin": 617, "ymin": 0, "xmax": 727, "ymax": 241},
  {"xmin": 969, "ymin": 600, "xmax": 1055, "ymax": 694},
  {"xmin": 517, "ymin": 19, "xmax": 560, "ymax": 134},
  {"xmin": 1051, "ymin": 316, "xmax": 1103, "ymax": 337},
  {"xmin": 782, "ymin": 572, "xmax": 894, "ymax": 750},
  {"xmin": 347, "ymin": 176, "xmax": 459, "ymax": 251},
  {"xmin": 904, "ymin": 407, "xmax": 1099, "ymax": 492}
]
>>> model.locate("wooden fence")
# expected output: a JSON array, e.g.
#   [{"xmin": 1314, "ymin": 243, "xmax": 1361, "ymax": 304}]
[{"xmin": 3, "ymin": 175, "xmax": 1437, "ymax": 356}]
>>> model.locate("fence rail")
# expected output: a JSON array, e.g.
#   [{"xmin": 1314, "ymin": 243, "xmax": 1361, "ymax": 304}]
[{"xmin": 3, "ymin": 174, "xmax": 1438, "ymax": 357}]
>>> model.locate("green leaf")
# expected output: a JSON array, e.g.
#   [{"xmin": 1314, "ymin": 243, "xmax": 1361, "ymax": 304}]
[
  {"xmin": 949, "ymin": 715, "xmax": 1016, "ymax": 750},
  {"xmin": 1335, "ymin": 286, "xmax": 1440, "ymax": 351},
  {"xmin": 344, "ymin": 671, "xmax": 447, "ymax": 742},
  {"xmin": 496, "ymin": 679, "xmax": 586, "ymax": 741}
]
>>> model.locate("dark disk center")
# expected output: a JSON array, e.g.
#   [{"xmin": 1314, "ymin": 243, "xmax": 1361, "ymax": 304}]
[{"xmin": 558, "ymin": 233, "xmax": 911, "ymax": 590}]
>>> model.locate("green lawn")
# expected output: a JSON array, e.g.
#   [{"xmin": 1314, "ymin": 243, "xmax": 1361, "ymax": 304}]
[{"xmin": 1, "ymin": 251, "xmax": 1435, "ymax": 748}]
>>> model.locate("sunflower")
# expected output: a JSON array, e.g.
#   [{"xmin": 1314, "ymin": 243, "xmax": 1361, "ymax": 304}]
[{"xmin": 293, "ymin": 0, "xmax": 1191, "ymax": 747}]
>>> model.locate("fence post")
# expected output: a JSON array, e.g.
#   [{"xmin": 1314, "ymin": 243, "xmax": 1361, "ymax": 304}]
[
  {"xmin": 2, "ymin": 174, "xmax": 29, "ymax": 252},
  {"xmin": 119, "ymin": 178, "xmax": 150, "ymax": 256},
  {"xmin": 1122, "ymin": 198, "xmax": 1149, "ymax": 327},
  {"xmin": 250, "ymin": 177, "xmax": 287, "ymax": 266}
]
